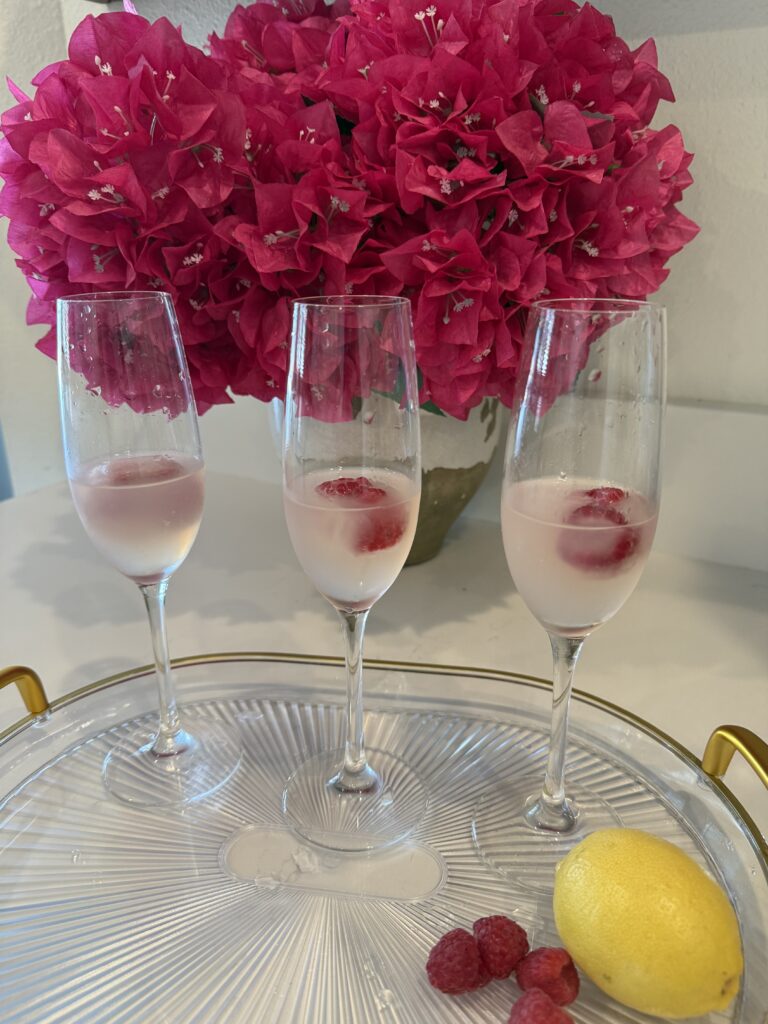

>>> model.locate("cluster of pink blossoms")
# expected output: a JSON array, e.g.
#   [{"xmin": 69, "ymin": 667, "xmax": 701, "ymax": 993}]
[{"xmin": 0, "ymin": 0, "xmax": 697, "ymax": 417}]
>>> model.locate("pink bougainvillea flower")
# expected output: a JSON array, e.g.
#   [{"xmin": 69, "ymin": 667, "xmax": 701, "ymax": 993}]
[{"xmin": 0, "ymin": 0, "xmax": 697, "ymax": 419}]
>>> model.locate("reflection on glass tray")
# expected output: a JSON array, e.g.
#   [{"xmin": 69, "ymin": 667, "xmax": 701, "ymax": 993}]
[{"xmin": 0, "ymin": 654, "xmax": 766, "ymax": 1023}]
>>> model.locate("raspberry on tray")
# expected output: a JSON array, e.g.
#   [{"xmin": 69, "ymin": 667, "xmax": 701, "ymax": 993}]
[
  {"xmin": 425, "ymin": 928, "xmax": 490, "ymax": 994},
  {"xmin": 508, "ymin": 988, "xmax": 575, "ymax": 1023},
  {"xmin": 473, "ymin": 915, "xmax": 530, "ymax": 978},
  {"xmin": 515, "ymin": 947, "xmax": 580, "ymax": 1006}
]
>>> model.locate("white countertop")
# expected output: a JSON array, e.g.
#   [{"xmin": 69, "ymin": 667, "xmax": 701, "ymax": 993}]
[{"xmin": 1, "ymin": 472, "xmax": 766, "ymax": 839}]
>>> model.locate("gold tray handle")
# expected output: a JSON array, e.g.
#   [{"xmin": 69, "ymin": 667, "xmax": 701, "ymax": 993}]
[
  {"xmin": 702, "ymin": 725, "xmax": 768, "ymax": 789},
  {"xmin": 0, "ymin": 666, "xmax": 50, "ymax": 717}
]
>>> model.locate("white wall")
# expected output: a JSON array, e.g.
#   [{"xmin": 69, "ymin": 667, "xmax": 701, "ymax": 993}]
[
  {"xmin": 0, "ymin": 0, "xmax": 69, "ymax": 492},
  {"xmin": 0, "ymin": 0, "xmax": 766, "ymax": 568},
  {"xmin": 601, "ymin": 0, "xmax": 768, "ymax": 408}
]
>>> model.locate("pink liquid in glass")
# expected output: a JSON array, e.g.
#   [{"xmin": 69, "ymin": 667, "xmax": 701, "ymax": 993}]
[
  {"xmin": 71, "ymin": 454, "xmax": 205, "ymax": 585},
  {"xmin": 284, "ymin": 468, "xmax": 419, "ymax": 611},
  {"xmin": 502, "ymin": 477, "xmax": 657, "ymax": 637}
]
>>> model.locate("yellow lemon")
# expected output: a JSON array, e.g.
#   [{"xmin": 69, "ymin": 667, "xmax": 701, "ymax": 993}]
[{"xmin": 553, "ymin": 828, "xmax": 743, "ymax": 1019}]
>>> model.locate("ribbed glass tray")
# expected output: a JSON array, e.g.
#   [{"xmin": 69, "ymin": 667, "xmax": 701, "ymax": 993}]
[{"xmin": 1, "ymin": 654, "xmax": 766, "ymax": 1023}]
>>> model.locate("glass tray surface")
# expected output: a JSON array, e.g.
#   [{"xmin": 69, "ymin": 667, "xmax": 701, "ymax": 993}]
[{"xmin": 0, "ymin": 654, "xmax": 766, "ymax": 1024}]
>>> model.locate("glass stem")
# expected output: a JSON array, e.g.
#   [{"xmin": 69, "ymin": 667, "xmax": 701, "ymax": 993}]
[
  {"xmin": 140, "ymin": 580, "xmax": 187, "ymax": 757},
  {"xmin": 333, "ymin": 609, "xmax": 377, "ymax": 793},
  {"xmin": 525, "ymin": 633, "xmax": 584, "ymax": 832}
]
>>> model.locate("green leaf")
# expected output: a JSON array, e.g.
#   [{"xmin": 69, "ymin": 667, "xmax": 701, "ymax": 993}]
[
  {"xmin": 529, "ymin": 92, "xmax": 547, "ymax": 119},
  {"xmin": 371, "ymin": 359, "xmax": 407, "ymax": 406},
  {"xmin": 416, "ymin": 370, "xmax": 445, "ymax": 414}
]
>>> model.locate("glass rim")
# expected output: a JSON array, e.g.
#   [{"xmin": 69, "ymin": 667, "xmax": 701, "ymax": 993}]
[
  {"xmin": 56, "ymin": 291, "xmax": 172, "ymax": 305},
  {"xmin": 290, "ymin": 294, "xmax": 410, "ymax": 310},
  {"xmin": 530, "ymin": 297, "xmax": 664, "ymax": 314}
]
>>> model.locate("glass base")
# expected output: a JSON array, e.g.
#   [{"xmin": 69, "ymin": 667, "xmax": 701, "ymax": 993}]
[
  {"xmin": 282, "ymin": 748, "xmax": 427, "ymax": 852},
  {"xmin": 472, "ymin": 774, "xmax": 621, "ymax": 894},
  {"xmin": 102, "ymin": 715, "xmax": 241, "ymax": 807}
]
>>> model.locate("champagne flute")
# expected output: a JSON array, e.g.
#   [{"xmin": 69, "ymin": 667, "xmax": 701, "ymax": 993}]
[
  {"xmin": 473, "ymin": 298, "xmax": 665, "ymax": 890},
  {"xmin": 281, "ymin": 295, "xmax": 425, "ymax": 851},
  {"xmin": 58, "ymin": 291, "xmax": 241, "ymax": 806}
]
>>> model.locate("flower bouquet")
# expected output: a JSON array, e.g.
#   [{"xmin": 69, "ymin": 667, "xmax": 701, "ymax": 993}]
[{"xmin": 0, "ymin": 0, "xmax": 697, "ymax": 420}]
